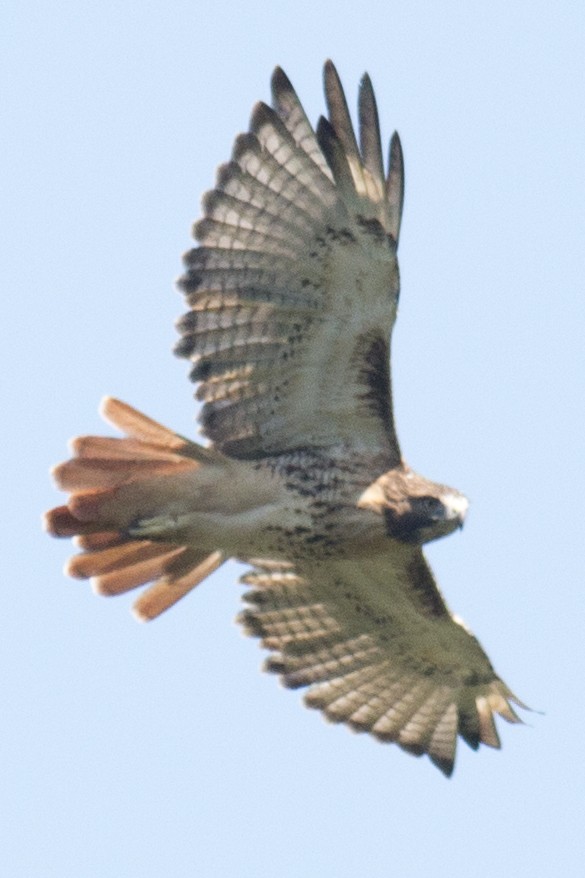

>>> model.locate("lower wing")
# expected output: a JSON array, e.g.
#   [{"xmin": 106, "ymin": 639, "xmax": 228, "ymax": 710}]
[{"xmin": 239, "ymin": 553, "xmax": 526, "ymax": 776}]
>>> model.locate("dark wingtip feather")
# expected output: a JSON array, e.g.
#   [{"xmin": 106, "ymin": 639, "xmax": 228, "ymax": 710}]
[
  {"xmin": 271, "ymin": 65, "xmax": 294, "ymax": 100},
  {"xmin": 236, "ymin": 608, "xmax": 265, "ymax": 639},
  {"xmin": 430, "ymin": 754, "xmax": 455, "ymax": 778},
  {"xmin": 316, "ymin": 116, "xmax": 355, "ymax": 195},
  {"xmin": 358, "ymin": 72, "xmax": 384, "ymax": 187},
  {"xmin": 249, "ymin": 100, "xmax": 279, "ymax": 136},
  {"xmin": 264, "ymin": 655, "xmax": 286, "ymax": 675},
  {"xmin": 322, "ymin": 59, "xmax": 337, "ymax": 89},
  {"xmin": 458, "ymin": 711, "xmax": 481, "ymax": 750},
  {"xmin": 386, "ymin": 131, "xmax": 405, "ymax": 242},
  {"xmin": 323, "ymin": 60, "xmax": 360, "ymax": 163},
  {"xmin": 231, "ymin": 133, "xmax": 259, "ymax": 164}
]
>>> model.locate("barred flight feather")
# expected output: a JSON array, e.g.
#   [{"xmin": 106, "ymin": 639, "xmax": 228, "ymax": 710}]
[
  {"xmin": 229, "ymin": 139, "xmax": 337, "ymax": 221},
  {"xmin": 193, "ymin": 218, "xmax": 301, "ymax": 257}
]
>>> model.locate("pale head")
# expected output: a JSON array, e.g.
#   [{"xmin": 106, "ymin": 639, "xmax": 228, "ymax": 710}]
[{"xmin": 357, "ymin": 468, "xmax": 469, "ymax": 545}]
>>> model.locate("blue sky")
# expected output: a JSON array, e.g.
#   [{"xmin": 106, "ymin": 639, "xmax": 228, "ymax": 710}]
[{"xmin": 3, "ymin": 2, "xmax": 584, "ymax": 876}]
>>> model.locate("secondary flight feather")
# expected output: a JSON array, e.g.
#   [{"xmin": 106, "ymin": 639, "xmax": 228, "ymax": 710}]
[{"xmin": 45, "ymin": 61, "xmax": 526, "ymax": 775}]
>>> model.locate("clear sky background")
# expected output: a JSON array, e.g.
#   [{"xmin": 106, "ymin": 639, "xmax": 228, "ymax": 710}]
[{"xmin": 3, "ymin": 2, "xmax": 584, "ymax": 876}]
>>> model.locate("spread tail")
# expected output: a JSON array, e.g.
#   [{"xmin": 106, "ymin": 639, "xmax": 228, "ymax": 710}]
[{"xmin": 44, "ymin": 397, "xmax": 225, "ymax": 619}]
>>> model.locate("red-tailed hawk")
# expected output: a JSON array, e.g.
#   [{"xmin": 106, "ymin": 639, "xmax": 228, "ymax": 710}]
[{"xmin": 45, "ymin": 61, "xmax": 526, "ymax": 775}]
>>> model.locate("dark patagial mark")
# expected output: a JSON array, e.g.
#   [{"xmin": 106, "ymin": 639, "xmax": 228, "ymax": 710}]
[
  {"xmin": 403, "ymin": 553, "xmax": 449, "ymax": 619},
  {"xmin": 355, "ymin": 332, "xmax": 394, "ymax": 438}
]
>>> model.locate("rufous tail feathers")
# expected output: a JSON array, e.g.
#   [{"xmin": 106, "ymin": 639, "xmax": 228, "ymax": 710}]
[{"xmin": 44, "ymin": 397, "xmax": 225, "ymax": 620}]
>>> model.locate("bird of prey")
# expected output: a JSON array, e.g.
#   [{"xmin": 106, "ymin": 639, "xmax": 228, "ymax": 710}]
[{"xmin": 45, "ymin": 61, "xmax": 526, "ymax": 775}]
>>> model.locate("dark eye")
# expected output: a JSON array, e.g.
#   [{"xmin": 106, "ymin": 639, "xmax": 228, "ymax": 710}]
[{"xmin": 416, "ymin": 496, "xmax": 443, "ymax": 517}]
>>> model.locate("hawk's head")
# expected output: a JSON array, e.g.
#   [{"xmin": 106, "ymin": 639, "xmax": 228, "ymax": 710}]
[{"xmin": 357, "ymin": 469, "xmax": 468, "ymax": 545}]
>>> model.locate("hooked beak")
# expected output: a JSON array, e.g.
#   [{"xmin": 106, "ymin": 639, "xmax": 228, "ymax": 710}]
[{"xmin": 441, "ymin": 492, "xmax": 469, "ymax": 528}]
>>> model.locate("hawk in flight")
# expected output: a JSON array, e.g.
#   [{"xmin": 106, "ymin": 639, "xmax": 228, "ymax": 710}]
[{"xmin": 46, "ymin": 61, "xmax": 526, "ymax": 775}]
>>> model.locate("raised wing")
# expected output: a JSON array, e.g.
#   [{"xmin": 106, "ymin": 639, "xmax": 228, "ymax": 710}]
[
  {"xmin": 239, "ymin": 553, "xmax": 524, "ymax": 776},
  {"xmin": 176, "ymin": 61, "xmax": 404, "ymax": 460}
]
